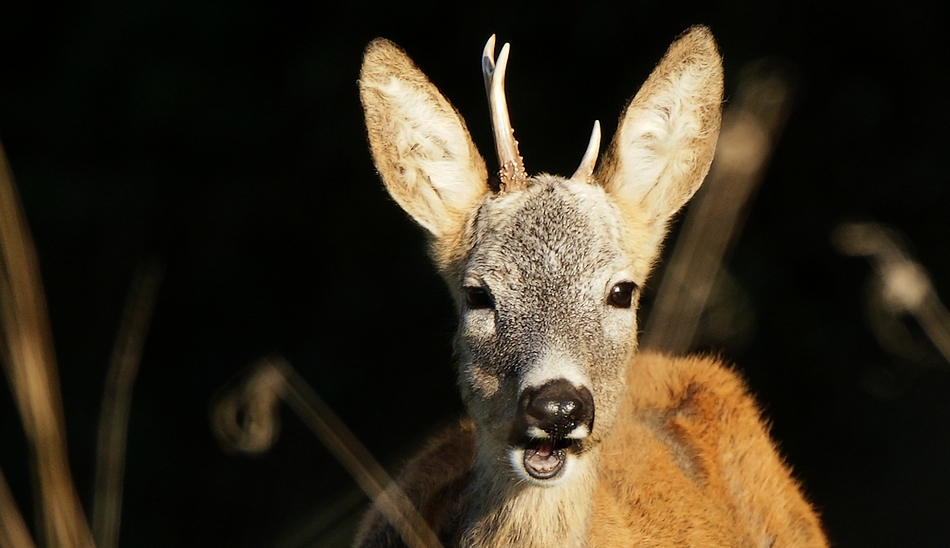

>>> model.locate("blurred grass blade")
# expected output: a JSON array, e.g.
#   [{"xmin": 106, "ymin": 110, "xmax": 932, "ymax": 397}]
[
  {"xmin": 0, "ymin": 142, "xmax": 95, "ymax": 547},
  {"xmin": 834, "ymin": 222, "xmax": 950, "ymax": 365},
  {"xmin": 0, "ymin": 467, "xmax": 36, "ymax": 548},
  {"xmin": 643, "ymin": 60, "xmax": 795, "ymax": 353},
  {"xmin": 92, "ymin": 261, "xmax": 163, "ymax": 548},
  {"xmin": 212, "ymin": 358, "xmax": 442, "ymax": 548}
]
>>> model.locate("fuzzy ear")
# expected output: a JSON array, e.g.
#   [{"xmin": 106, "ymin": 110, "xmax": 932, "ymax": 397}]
[
  {"xmin": 359, "ymin": 39, "xmax": 489, "ymax": 238},
  {"xmin": 597, "ymin": 26, "xmax": 723, "ymax": 228}
]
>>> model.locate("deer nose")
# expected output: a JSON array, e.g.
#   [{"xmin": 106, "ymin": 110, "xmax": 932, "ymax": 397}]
[{"xmin": 519, "ymin": 379, "xmax": 594, "ymax": 439}]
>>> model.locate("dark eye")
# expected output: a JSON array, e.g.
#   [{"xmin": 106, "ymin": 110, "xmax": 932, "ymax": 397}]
[
  {"xmin": 607, "ymin": 282, "xmax": 638, "ymax": 309},
  {"xmin": 464, "ymin": 286, "xmax": 493, "ymax": 309}
]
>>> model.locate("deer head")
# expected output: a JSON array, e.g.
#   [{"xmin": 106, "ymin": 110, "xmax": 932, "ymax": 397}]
[{"xmin": 359, "ymin": 27, "xmax": 722, "ymax": 489}]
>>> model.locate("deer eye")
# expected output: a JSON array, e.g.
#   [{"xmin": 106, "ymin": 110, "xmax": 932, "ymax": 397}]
[
  {"xmin": 607, "ymin": 282, "xmax": 638, "ymax": 309},
  {"xmin": 464, "ymin": 286, "xmax": 493, "ymax": 310}
]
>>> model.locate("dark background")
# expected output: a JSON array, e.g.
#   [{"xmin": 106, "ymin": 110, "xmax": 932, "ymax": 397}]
[{"xmin": 1, "ymin": 1, "xmax": 948, "ymax": 546}]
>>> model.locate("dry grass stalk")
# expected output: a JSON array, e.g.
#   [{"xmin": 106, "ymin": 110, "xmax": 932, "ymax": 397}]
[
  {"xmin": 0, "ymin": 467, "xmax": 36, "ymax": 548},
  {"xmin": 834, "ymin": 222, "xmax": 950, "ymax": 366},
  {"xmin": 92, "ymin": 262, "xmax": 163, "ymax": 548},
  {"xmin": 0, "ymin": 143, "xmax": 95, "ymax": 548},
  {"xmin": 642, "ymin": 61, "xmax": 795, "ymax": 353},
  {"xmin": 212, "ymin": 357, "xmax": 442, "ymax": 548}
]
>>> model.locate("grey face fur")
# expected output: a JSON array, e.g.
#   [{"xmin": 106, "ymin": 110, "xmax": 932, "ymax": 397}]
[{"xmin": 455, "ymin": 175, "xmax": 639, "ymax": 481}]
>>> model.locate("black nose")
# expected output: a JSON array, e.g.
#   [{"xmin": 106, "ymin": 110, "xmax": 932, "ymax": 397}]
[{"xmin": 518, "ymin": 379, "xmax": 594, "ymax": 439}]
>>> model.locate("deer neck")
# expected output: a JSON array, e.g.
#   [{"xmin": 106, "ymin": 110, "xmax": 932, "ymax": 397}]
[{"xmin": 458, "ymin": 438, "xmax": 599, "ymax": 548}]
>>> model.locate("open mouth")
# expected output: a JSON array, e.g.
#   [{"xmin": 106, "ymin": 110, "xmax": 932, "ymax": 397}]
[
  {"xmin": 521, "ymin": 437, "xmax": 576, "ymax": 480},
  {"xmin": 509, "ymin": 378, "xmax": 595, "ymax": 482}
]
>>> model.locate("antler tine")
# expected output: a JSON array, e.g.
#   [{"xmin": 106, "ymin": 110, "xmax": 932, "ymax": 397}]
[
  {"xmin": 481, "ymin": 35, "xmax": 496, "ymax": 98},
  {"xmin": 482, "ymin": 35, "xmax": 527, "ymax": 192},
  {"xmin": 571, "ymin": 120, "xmax": 601, "ymax": 183}
]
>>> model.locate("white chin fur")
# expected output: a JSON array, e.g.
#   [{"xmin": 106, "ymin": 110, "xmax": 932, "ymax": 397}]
[{"xmin": 508, "ymin": 447, "xmax": 577, "ymax": 486}]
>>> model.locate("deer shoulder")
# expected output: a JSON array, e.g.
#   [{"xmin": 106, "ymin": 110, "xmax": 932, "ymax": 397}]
[{"xmin": 590, "ymin": 352, "xmax": 826, "ymax": 547}]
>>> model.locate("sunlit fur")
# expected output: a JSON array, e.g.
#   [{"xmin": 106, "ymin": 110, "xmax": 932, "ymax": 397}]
[{"xmin": 356, "ymin": 27, "xmax": 827, "ymax": 547}]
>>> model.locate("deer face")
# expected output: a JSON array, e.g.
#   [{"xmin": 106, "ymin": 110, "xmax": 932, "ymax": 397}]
[
  {"xmin": 359, "ymin": 27, "xmax": 722, "ymax": 487},
  {"xmin": 454, "ymin": 177, "xmax": 640, "ymax": 484}
]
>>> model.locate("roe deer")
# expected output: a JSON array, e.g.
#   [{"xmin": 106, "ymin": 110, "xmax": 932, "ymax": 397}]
[{"xmin": 354, "ymin": 26, "xmax": 827, "ymax": 547}]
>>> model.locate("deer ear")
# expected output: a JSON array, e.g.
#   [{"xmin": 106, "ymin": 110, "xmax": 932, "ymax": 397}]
[
  {"xmin": 359, "ymin": 39, "xmax": 489, "ymax": 238},
  {"xmin": 597, "ymin": 26, "xmax": 723, "ymax": 229}
]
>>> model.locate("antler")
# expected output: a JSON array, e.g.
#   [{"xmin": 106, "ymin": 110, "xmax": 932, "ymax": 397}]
[
  {"xmin": 482, "ymin": 35, "xmax": 527, "ymax": 192},
  {"xmin": 571, "ymin": 121, "xmax": 601, "ymax": 183},
  {"xmin": 482, "ymin": 36, "xmax": 601, "ymax": 189}
]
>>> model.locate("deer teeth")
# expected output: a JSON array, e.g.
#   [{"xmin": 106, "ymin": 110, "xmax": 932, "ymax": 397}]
[{"xmin": 523, "ymin": 443, "xmax": 566, "ymax": 480}]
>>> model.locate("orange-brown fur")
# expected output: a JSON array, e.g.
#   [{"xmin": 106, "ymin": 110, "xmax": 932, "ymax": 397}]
[{"xmin": 356, "ymin": 352, "xmax": 826, "ymax": 547}]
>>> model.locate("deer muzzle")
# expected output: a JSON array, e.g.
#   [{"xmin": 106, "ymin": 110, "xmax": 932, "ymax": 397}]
[{"xmin": 510, "ymin": 379, "xmax": 595, "ymax": 481}]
